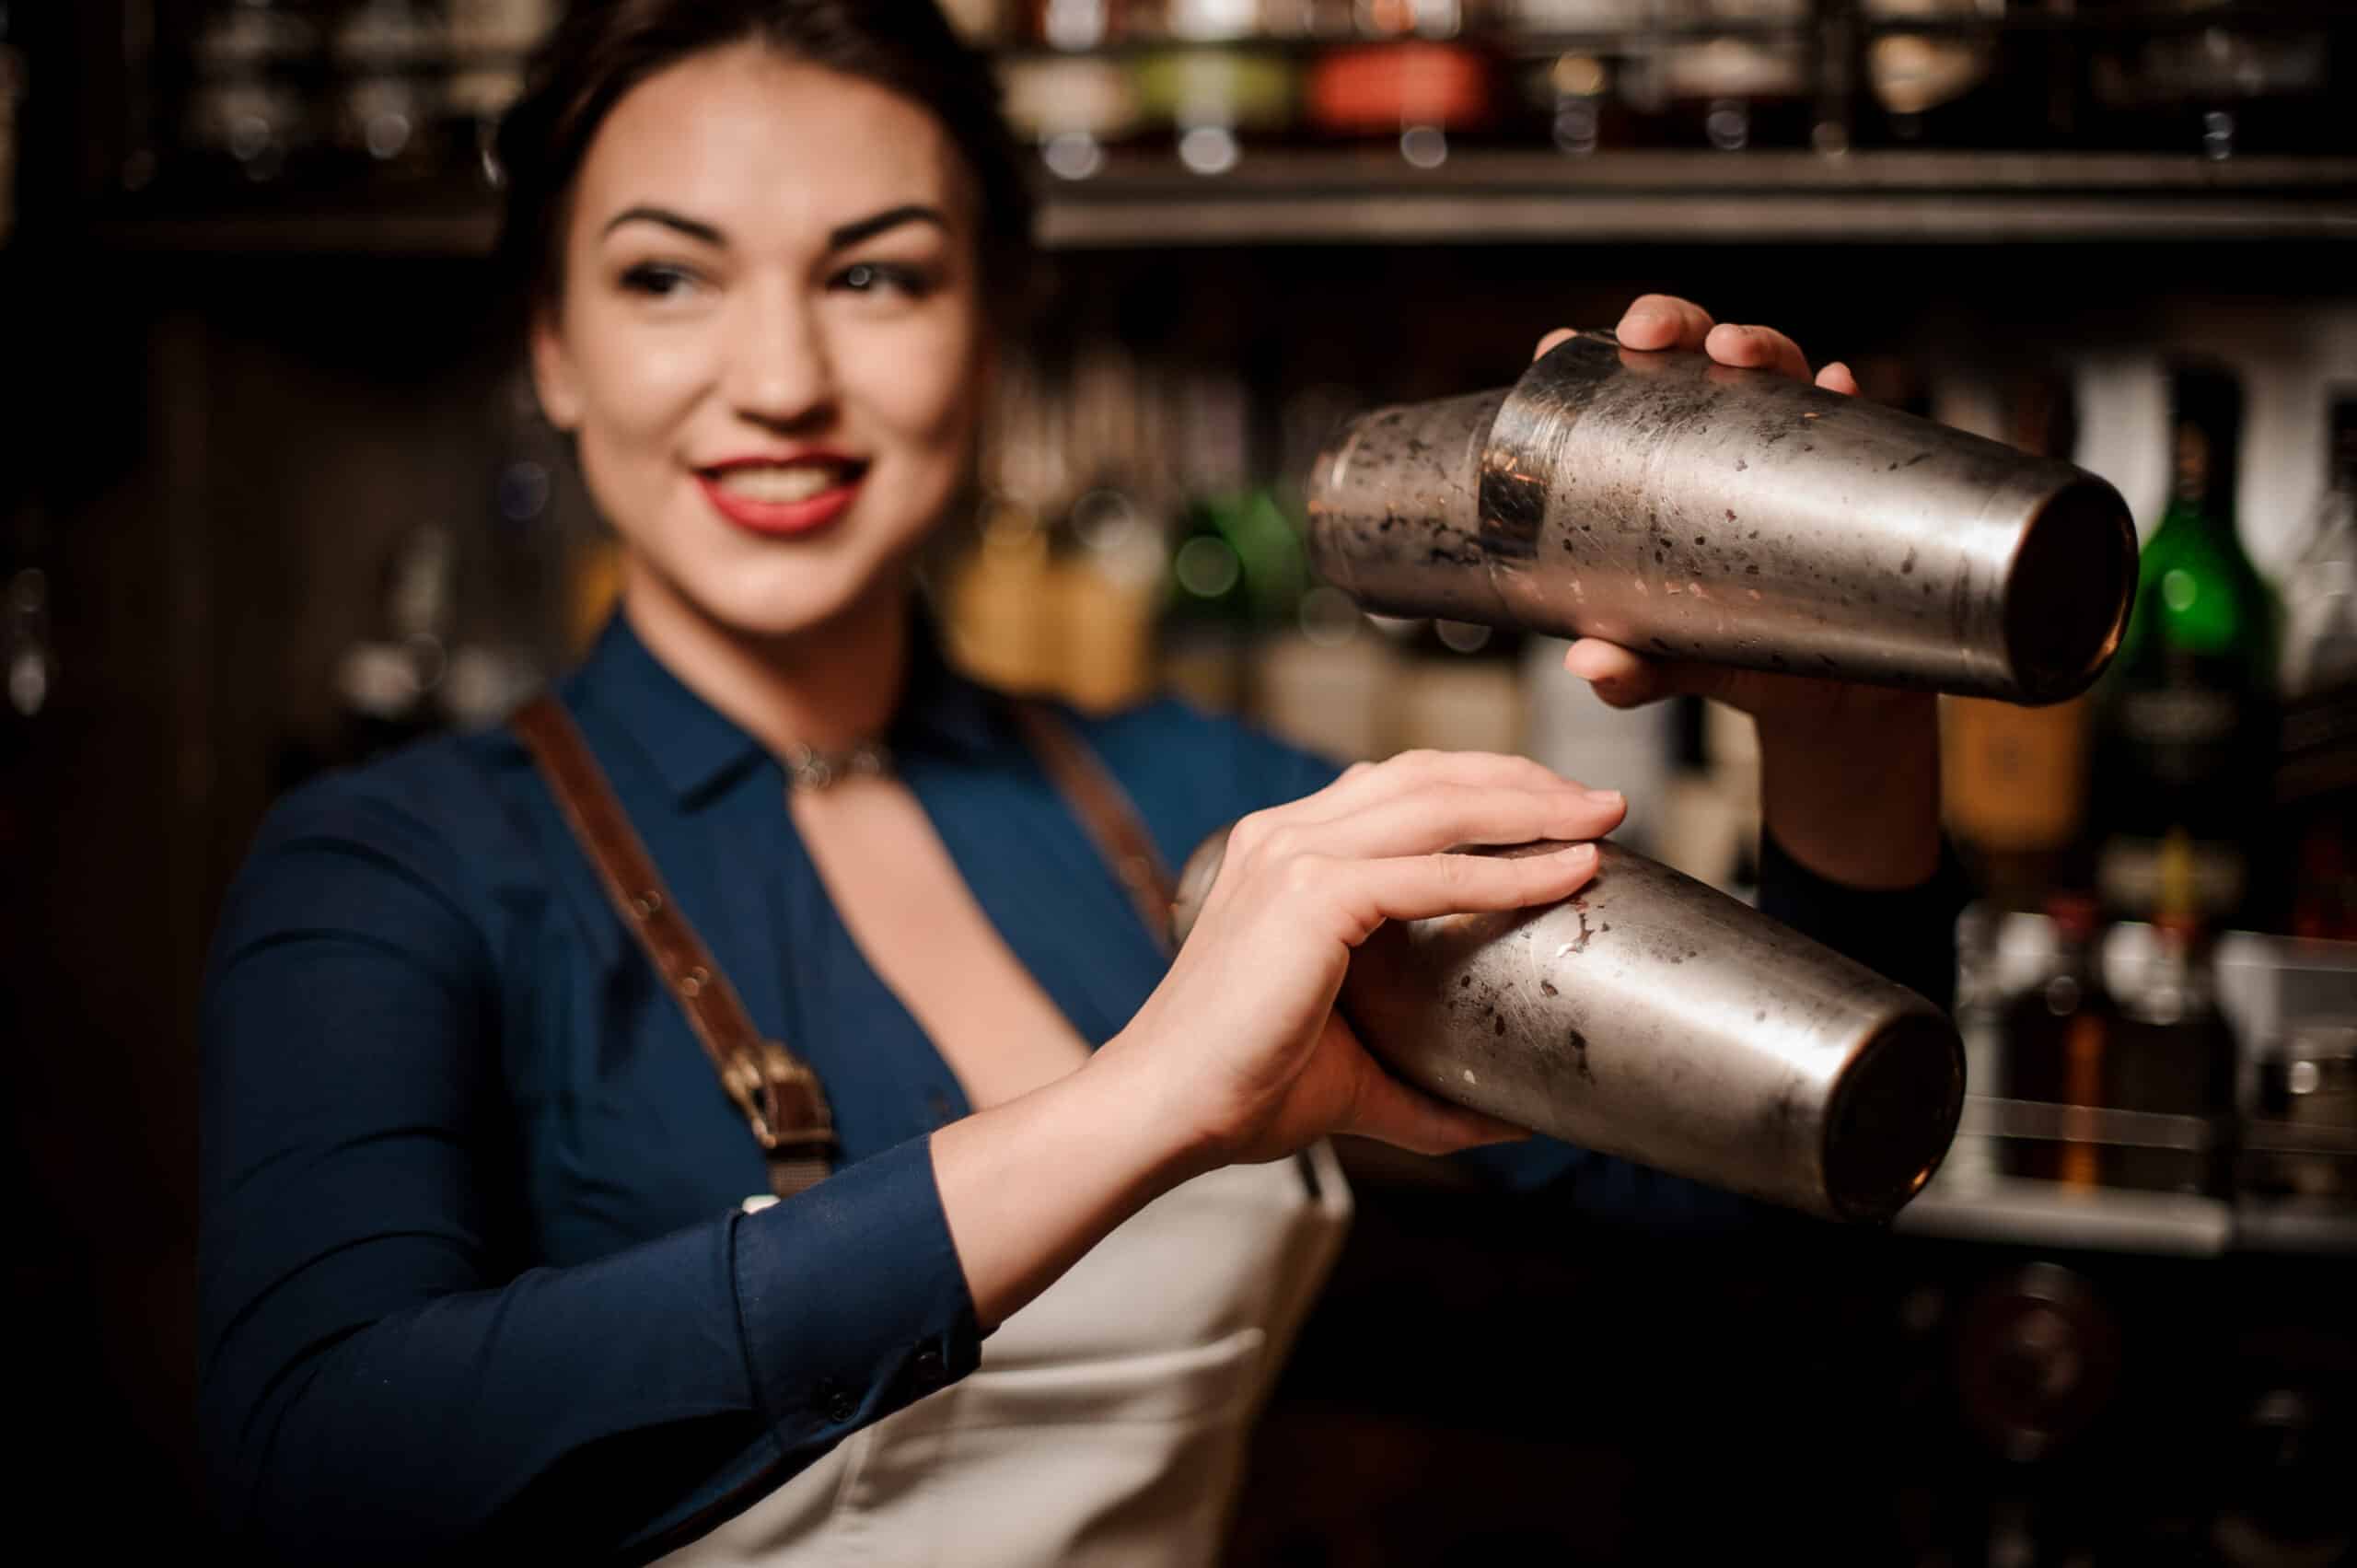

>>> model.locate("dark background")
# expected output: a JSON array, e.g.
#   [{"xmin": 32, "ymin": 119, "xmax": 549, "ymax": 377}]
[{"xmin": 6, "ymin": 4, "xmax": 2355, "ymax": 1563}]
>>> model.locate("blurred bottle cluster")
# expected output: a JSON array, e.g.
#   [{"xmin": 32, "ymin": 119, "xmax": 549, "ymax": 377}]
[
  {"xmin": 1936, "ymin": 366, "xmax": 2357, "ymax": 1220},
  {"xmin": 993, "ymin": 0, "xmax": 2354, "ymax": 171},
  {"xmin": 99, "ymin": 1, "xmax": 2357, "ymax": 205}
]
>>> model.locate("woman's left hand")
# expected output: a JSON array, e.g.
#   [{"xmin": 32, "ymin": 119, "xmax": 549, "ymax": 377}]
[{"xmin": 1533, "ymin": 295, "xmax": 1943, "ymax": 891}]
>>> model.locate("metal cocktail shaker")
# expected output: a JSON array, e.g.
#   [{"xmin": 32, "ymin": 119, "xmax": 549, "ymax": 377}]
[
  {"xmin": 1173, "ymin": 829, "xmax": 1966, "ymax": 1222},
  {"xmin": 1306, "ymin": 331, "xmax": 2136, "ymax": 704}
]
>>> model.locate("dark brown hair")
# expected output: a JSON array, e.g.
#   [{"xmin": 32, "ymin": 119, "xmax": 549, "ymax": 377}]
[{"xmin": 493, "ymin": 0, "xmax": 1035, "ymax": 313}]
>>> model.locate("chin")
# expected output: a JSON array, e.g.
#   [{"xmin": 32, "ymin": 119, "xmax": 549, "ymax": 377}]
[{"xmin": 683, "ymin": 544, "xmax": 921, "ymax": 644}]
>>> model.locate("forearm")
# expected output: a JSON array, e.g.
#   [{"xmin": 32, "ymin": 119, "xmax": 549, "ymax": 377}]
[
  {"xmin": 930, "ymin": 1050, "xmax": 1200, "ymax": 1331},
  {"xmin": 1752, "ymin": 690, "xmax": 1967, "ymax": 1012},
  {"xmin": 1758, "ymin": 692, "xmax": 1942, "ymax": 890}
]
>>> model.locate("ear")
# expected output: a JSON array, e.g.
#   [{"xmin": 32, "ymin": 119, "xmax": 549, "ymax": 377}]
[{"xmin": 528, "ymin": 304, "xmax": 585, "ymax": 434}]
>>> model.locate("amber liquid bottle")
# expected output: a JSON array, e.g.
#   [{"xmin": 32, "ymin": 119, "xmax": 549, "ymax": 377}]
[
  {"xmin": 1999, "ymin": 891, "xmax": 2116, "ymax": 1189},
  {"xmin": 2108, "ymin": 831, "xmax": 2240, "ymax": 1197}
]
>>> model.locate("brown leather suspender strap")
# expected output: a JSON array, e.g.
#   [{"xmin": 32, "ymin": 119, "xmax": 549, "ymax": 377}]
[
  {"xmin": 1004, "ymin": 699, "xmax": 1178, "ymax": 953},
  {"xmin": 514, "ymin": 691, "xmax": 1178, "ymax": 1202},
  {"xmin": 514, "ymin": 695, "xmax": 837, "ymax": 1201}
]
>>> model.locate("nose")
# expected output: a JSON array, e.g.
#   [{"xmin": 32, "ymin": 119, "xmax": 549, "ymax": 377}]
[{"xmin": 724, "ymin": 283, "xmax": 835, "ymax": 433}]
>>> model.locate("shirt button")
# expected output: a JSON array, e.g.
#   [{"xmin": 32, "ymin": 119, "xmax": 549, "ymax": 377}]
[
  {"xmin": 911, "ymin": 1345, "xmax": 945, "ymax": 1390},
  {"xmin": 820, "ymin": 1382, "xmax": 857, "ymax": 1424}
]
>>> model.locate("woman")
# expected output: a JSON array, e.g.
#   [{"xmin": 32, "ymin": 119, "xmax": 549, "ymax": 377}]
[{"xmin": 197, "ymin": 2, "xmax": 1958, "ymax": 1561}]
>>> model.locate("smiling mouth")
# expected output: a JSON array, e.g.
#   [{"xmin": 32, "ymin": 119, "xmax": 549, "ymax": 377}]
[{"xmin": 702, "ymin": 459, "xmax": 867, "ymax": 501}]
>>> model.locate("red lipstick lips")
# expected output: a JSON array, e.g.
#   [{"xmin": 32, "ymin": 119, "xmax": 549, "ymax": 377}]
[{"xmin": 696, "ymin": 454, "xmax": 868, "ymax": 537}]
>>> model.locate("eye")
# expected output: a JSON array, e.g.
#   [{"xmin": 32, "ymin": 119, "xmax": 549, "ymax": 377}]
[
  {"xmin": 832, "ymin": 261, "xmax": 933, "ymax": 299},
  {"xmin": 619, "ymin": 261, "xmax": 700, "ymax": 299}
]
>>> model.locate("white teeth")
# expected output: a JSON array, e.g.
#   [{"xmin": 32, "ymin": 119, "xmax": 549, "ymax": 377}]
[{"xmin": 714, "ymin": 464, "xmax": 845, "ymax": 504}]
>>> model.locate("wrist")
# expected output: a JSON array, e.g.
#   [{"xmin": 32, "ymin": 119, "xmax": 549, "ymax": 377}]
[
  {"xmin": 1079, "ymin": 1028, "xmax": 1228, "ymax": 1191},
  {"xmin": 1756, "ymin": 692, "xmax": 1941, "ymax": 889}
]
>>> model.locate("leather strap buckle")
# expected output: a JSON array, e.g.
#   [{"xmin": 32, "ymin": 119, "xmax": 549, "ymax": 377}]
[{"xmin": 723, "ymin": 1042, "xmax": 837, "ymax": 1156}]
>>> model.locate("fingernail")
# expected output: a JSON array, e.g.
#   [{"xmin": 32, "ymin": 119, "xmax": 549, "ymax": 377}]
[
  {"xmin": 1584, "ymin": 788, "xmax": 1623, "ymax": 807},
  {"xmin": 1626, "ymin": 306, "xmax": 1668, "ymax": 331}
]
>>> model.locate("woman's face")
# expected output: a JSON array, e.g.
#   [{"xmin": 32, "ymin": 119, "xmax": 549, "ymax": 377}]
[{"xmin": 531, "ymin": 43, "xmax": 988, "ymax": 643}]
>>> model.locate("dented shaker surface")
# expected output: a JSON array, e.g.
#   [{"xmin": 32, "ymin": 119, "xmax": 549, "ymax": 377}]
[
  {"xmin": 1307, "ymin": 331, "xmax": 2136, "ymax": 705},
  {"xmin": 1172, "ymin": 828, "xmax": 1966, "ymax": 1223}
]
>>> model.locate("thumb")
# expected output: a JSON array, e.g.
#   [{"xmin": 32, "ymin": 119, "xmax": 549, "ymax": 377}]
[{"xmin": 1566, "ymin": 637, "xmax": 1736, "ymax": 710}]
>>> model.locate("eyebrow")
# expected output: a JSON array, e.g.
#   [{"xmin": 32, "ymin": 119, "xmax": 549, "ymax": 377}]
[
  {"xmin": 601, "ymin": 205, "xmax": 725, "ymax": 246},
  {"xmin": 598, "ymin": 203, "xmax": 950, "ymax": 252},
  {"xmin": 827, "ymin": 204, "xmax": 950, "ymax": 250}
]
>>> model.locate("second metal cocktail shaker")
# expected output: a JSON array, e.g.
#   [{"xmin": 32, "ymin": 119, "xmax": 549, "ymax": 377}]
[
  {"xmin": 1306, "ymin": 330, "xmax": 2137, "ymax": 705},
  {"xmin": 1173, "ymin": 828, "xmax": 1966, "ymax": 1223}
]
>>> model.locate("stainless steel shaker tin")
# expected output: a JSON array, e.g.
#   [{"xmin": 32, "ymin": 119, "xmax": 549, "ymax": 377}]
[
  {"xmin": 1173, "ymin": 830, "xmax": 1967, "ymax": 1223},
  {"xmin": 1306, "ymin": 330, "xmax": 2137, "ymax": 705}
]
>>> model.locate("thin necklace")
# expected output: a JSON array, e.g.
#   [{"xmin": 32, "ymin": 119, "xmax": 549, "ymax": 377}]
[{"xmin": 783, "ymin": 738, "xmax": 892, "ymax": 791}]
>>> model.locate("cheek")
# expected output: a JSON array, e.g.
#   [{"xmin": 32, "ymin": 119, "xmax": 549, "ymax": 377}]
[
  {"xmin": 853, "ymin": 311, "xmax": 984, "ymax": 457},
  {"xmin": 568, "ymin": 305, "xmax": 715, "ymax": 459}
]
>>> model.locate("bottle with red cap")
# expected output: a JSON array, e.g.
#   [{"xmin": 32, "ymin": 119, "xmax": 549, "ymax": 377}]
[{"xmin": 1304, "ymin": 0, "xmax": 1498, "ymax": 167}]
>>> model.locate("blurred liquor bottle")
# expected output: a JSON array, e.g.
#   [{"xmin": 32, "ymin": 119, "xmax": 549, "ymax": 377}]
[
  {"xmin": 1657, "ymin": 0, "xmax": 1812, "ymax": 152},
  {"xmin": 937, "ymin": 0, "xmax": 1011, "ymax": 44},
  {"xmin": 314, "ymin": 519, "xmax": 459, "ymax": 774},
  {"xmin": 1047, "ymin": 344, "xmax": 1168, "ymax": 711},
  {"xmin": 1028, "ymin": 0, "xmax": 1132, "ymax": 49},
  {"xmin": 1253, "ymin": 380, "xmax": 1394, "ymax": 762},
  {"xmin": 2082, "ymin": 0, "xmax": 2339, "ymax": 158},
  {"xmin": 185, "ymin": 0, "xmax": 321, "ymax": 190},
  {"xmin": 1000, "ymin": 43, "xmax": 1146, "ymax": 183},
  {"xmin": 1861, "ymin": 0, "xmax": 2068, "ymax": 152},
  {"xmin": 1496, "ymin": 1, "xmax": 1650, "ymax": 157},
  {"xmin": 2089, "ymin": 361, "xmax": 2277, "ymax": 931},
  {"xmin": 447, "ymin": 0, "xmax": 554, "ymax": 181},
  {"xmin": 946, "ymin": 343, "xmax": 1175, "ymax": 711},
  {"xmin": 1305, "ymin": 0, "xmax": 1494, "ymax": 168},
  {"xmin": 1385, "ymin": 615, "xmax": 1526, "ymax": 756},
  {"xmin": 1134, "ymin": 2, "xmax": 1299, "ymax": 175},
  {"xmin": 2275, "ymin": 392, "xmax": 2357, "ymax": 941},
  {"xmin": 1520, "ymin": 633, "xmax": 1676, "ymax": 858},
  {"xmin": 1157, "ymin": 365, "xmax": 1274, "ymax": 711},
  {"xmin": 1997, "ymin": 889, "xmax": 2115, "ymax": 1188},
  {"xmin": 2108, "ymin": 830, "xmax": 2239, "ymax": 1195},
  {"xmin": 330, "ymin": 0, "xmax": 455, "ymax": 184},
  {"xmin": 1942, "ymin": 370, "xmax": 2093, "ymax": 912}
]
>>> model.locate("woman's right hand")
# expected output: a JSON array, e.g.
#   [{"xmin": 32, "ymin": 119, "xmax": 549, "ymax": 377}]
[{"xmin": 1092, "ymin": 750, "xmax": 1626, "ymax": 1176}]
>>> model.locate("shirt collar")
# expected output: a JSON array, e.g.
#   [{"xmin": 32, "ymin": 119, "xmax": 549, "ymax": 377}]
[{"xmin": 571, "ymin": 608, "xmax": 1005, "ymax": 806}]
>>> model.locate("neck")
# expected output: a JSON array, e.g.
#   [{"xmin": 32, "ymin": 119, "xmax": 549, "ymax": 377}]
[{"xmin": 620, "ymin": 564, "xmax": 911, "ymax": 760}]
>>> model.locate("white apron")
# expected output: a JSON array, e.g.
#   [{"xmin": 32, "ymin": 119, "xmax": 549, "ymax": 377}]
[{"xmin": 665, "ymin": 1138, "xmax": 1353, "ymax": 1566}]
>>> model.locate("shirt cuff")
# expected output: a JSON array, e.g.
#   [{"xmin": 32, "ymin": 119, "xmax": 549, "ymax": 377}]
[
  {"xmin": 730, "ymin": 1131, "xmax": 983, "ymax": 1449},
  {"xmin": 1755, "ymin": 828, "xmax": 1969, "ymax": 1014}
]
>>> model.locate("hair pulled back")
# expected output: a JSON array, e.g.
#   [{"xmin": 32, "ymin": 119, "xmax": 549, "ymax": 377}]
[{"xmin": 493, "ymin": 0, "xmax": 1035, "ymax": 311}]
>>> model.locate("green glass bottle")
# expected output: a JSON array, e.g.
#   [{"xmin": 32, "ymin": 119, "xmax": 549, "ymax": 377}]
[{"xmin": 2091, "ymin": 362, "xmax": 2279, "ymax": 929}]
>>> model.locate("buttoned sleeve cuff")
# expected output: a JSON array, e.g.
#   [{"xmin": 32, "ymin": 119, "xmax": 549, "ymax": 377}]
[
  {"xmin": 729, "ymin": 1131, "xmax": 981, "ymax": 1450},
  {"xmin": 1755, "ymin": 828, "xmax": 1969, "ymax": 1016}
]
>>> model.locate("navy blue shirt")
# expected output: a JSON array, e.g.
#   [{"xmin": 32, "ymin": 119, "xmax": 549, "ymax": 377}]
[{"xmin": 197, "ymin": 616, "xmax": 1961, "ymax": 1561}]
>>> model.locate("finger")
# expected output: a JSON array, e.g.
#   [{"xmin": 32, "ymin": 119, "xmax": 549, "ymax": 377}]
[
  {"xmin": 1331, "ymin": 841, "xmax": 1601, "ymax": 940},
  {"xmin": 1616, "ymin": 293, "xmax": 1715, "ymax": 353},
  {"xmin": 1288, "ymin": 781, "xmax": 1627, "ymax": 862},
  {"xmin": 1348, "ymin": 1067, "xmax": 1533, "ymax": 1156},
  {"xmin": 1704, "ymin": 322, "xmax": 1811, "ymax": 383},
  {"xmin": 1293, "ymin": 747, "xmax": 1589, "ymax": 824},
  {"xmin": 1816, "ymin": 360, "xmax": 1860, "ymax": 397},
  {"xmin": 1532, "ymin": 327, "xmax": 1576, "ymax": 362},
  {"xmin": 1565, "ymin": 637, "xmax": 1730, "ymax": 710}
]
